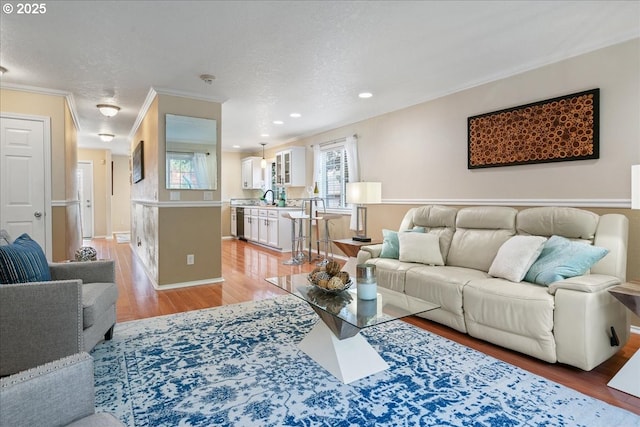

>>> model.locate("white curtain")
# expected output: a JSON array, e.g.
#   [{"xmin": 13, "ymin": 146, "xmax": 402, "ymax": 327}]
[
  {"xmin": 345, "ymin": 135, "xmax": 359, "ymax": 230},
  {"xmin": 194, "ymin": 153, "xmax": 213, "ymax": 189}
]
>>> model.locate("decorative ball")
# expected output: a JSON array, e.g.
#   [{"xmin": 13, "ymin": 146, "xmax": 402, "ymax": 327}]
[
  {"xmin": 336, "ymin": 271, "xmax": 350, "ymax": 284},
  {"xmin": 75, "ymin": 246, "xmax": 97, "ymax": 262},
  {"xmin": 327, "ymin": 276, "xmax": 344, "ymax": 290},
  {"xmin": 325, "ymin": 260, "xmax": 341, "ymax": 276}
]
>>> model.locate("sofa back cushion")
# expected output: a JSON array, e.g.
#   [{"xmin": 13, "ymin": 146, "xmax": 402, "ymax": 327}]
[
  {"xmin": 516, "ymin": 207, "xmax": 599, "ymax": 243},
  {"xmin": 398, "ymin": 205, "xmax": 457, "ymax": 262},
  {"xmin": 446, "ymin": 206, "xmax": 517, "ymax": 272}
]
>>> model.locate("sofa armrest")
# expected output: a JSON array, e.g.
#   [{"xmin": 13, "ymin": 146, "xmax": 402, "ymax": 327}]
[
  {"xmin": 0, "ymin": 281, "xmax": 84, "ymax": 376},
  {"xmin": 0, "ymin": 352, "xmax": 95, "ymax": 427},
  {"xmin": 356, "ymin": 244, "xmax": 383, "ymax": 264},
  {"xmin": 547, "ymin": 274, "xmax": 621, "ymax": 295},
  {"xmin": 49, "ymin": 259, "xmax": 116, "ymax": 284}
]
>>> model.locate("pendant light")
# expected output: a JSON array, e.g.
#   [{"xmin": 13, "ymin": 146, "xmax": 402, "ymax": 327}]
[{"xmin": 260, "ymin": 143, "xmax": 267, "ymax": 169}]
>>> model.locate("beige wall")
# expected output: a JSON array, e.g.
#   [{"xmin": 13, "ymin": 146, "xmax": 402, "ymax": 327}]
[
  {"xmin": 111, "ymin": 155, "xmax": 131, "ymax": 233},
  {"xmin": 78, "ymin": 149, "xmax": 112, "ymax": 238},
  {"xmin": 252, "ymin": 39, "xmax": 639, "ymax": 277},
  {"xmin": 131, "ymin": 93, "xmax": 222, "ymax": 287},
  {"xmin": 0, "ymin": 89, "xmax": 81, "ymax": 260}
]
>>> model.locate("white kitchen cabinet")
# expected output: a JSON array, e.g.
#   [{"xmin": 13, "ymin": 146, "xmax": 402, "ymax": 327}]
[
  {"xmin": 275, "ymin": 147, "xmax": 305, "ymax": 187},
  {"xmin": 250, "ymin": 208, "xmax": 259, "ymax": 241},
  {"xmin": 231, "ymin": 207, "xmax": 237, "ymax": 237},
  {"xmin": 241, "ymin": 157, "xmax": 264, "ymax": 189},
  {"xmin": 243, "ymin": 213, "xmax": 252, "ymax": 241},
  {"xmin": 266, "ymin": 211, "xmax": 280, "ymax": 248}
]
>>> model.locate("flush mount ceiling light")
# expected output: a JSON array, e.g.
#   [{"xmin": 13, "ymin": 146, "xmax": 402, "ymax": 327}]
[
  {"xmin": 260, "ymin": 133, "xmax": 270, "ymax": 138},
  {"xmin": 273, "ymin": 120, "xmax": 284, "ymax": 125},
  {"xmin": 96, "ymin": 104, "xmax": 120, "ymax": 117},
  {"xmin": 0, "ymin": 66, "xmax": 7, "ymax": 75},
  {"xmin": 260, "ymin": 142, "xmax": 267, "ymax": 169},
  {"xmin": 200, "ymin": 74, "xmax": 216, "ymax": 84},
  {"xmin": 289, "ymin": 113, "xmax": 301, "ymax": 118},
  {"xmin": 98, "ymin": 133, "xmax": 115, "ymax": 142},
  {"xmin": 358, "ymin": 92, "xmax": 373, "ymax": 99}
]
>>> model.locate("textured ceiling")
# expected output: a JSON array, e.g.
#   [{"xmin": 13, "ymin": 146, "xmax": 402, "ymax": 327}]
[{"xmin": 1, "ymin": 1, "xmax": 638, "ymax": 156}]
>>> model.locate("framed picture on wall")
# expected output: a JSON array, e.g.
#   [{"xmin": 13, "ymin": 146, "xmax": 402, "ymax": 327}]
[
  {"xmin": 132, "ymin": 140, "xmax": 144, "ymax": 183},
  {"xmin": 467, "ymin": 88, "xmax": 599, "ymax": 169}
]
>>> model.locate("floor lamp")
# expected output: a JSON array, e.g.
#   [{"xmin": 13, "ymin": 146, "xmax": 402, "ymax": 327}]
[{"xmin": 346, "ymin": 182, "xmax": 381, "ymax": 242}]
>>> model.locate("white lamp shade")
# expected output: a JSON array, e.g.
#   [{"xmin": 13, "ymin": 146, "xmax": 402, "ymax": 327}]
[
  {"xmin": 346, "ymin": 182, "xmax": 382, "ymax": 204},
  {"xmin": 632, "ymin": 165, "xmax": 640, "ymax": 209}
]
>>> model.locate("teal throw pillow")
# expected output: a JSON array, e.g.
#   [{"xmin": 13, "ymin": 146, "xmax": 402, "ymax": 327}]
[
  {"xmin": 524, "ymin": 235, "xmax": 608, "ymax": 286},
  {"xmin": 0, "ymin": 233, "xmax": 51, "ymax": 284},
  {"xmin": 380, "ymin": 227, "xmax": 426, "ymax": 259},
  {"xmin": 380, "ymin": 229, "xmax": 399, "ymax": 259}
]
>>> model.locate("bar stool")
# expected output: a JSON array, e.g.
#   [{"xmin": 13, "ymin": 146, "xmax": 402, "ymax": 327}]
[
  {"xmin": 281, "ymin": 211, "xmax": 309, "ymax": 265},
  {"xmin": 313, "ymin": 212, "xmax": 342, "ymax": 264}
]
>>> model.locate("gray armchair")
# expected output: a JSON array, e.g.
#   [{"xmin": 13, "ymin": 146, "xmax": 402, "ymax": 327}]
[
  {"xmin": 0, "ymin": 352, "xmax": 123, "ymax": 427},
  {"xmin": 0, "ymin": 260, "xmax": 118, "ymax": 376}
]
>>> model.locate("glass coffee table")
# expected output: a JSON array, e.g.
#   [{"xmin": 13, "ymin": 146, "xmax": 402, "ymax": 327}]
[{"xmin": 266, "ymin": 273, "xmax": 439, "ymax": 384}]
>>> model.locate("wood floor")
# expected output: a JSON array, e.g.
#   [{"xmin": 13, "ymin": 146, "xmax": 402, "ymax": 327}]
[{"xmin": 91, "ymin": 237, "xmax": 640, "ymax": 416}]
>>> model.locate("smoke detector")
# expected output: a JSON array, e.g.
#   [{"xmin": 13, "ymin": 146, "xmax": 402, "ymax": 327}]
[{"xmin": 200, "ymin": 74, "xmax": 216, "ymax": 85}]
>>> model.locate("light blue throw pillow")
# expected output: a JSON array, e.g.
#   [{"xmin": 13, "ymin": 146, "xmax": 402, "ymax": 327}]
[
  {"xmin": 380, "ymin": 227, "xmax": 426, "ymax": 259},
  {"xmin": 380, "ymin": 229, "xmax": 399, "ymax": 259},
  {"xmin": 524, "ymin": 235, "xmax": 608, "ymax": 286}
]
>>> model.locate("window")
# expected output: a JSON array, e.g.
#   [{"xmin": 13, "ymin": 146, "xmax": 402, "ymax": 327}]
[
  {"xmin": 166, "ymin": 152, "xmax": 200, "ymax": 189},
  {"xmin": 319, "ymin": 142, "xmax": 350, "ymax": 209}
]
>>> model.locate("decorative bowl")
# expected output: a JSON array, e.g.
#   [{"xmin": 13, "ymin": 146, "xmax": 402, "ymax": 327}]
[{"xmin": 307, "ymin": 274, "xmax": 352, "ymax": 294}]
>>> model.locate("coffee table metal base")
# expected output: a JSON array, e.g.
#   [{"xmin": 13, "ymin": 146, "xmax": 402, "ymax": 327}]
[{"xmin": 298, "ymin": 320, "xmax": 389, "ymax": 384}]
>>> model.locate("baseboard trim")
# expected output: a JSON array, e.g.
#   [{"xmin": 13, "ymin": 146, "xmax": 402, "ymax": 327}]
[{"xmin": 154, "ymin": 277, "xmax": 225, "ymax": 291}]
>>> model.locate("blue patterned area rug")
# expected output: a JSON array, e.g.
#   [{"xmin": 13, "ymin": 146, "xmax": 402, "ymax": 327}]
[{"xmin": 92, "ymin": 296, "xmax": 639, "ymax": 427}]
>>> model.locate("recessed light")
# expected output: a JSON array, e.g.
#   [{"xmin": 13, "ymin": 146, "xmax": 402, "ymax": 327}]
[
  {"xmin": 289, "ymin": 113, "xmax": 301, "ymax": 118},
  {"xmin": 358, "ymin": 92, "xmax": 373, "ymax": 99},
  {"xmin": 98, "ymin": 133, "xmax": 115, "ymax": 142},
  {"xmin": 260, "ymin": 133, "xmax": 270, "ymax": 138},
  {"xmin": 273, "ymin": 120, "xmax": 284, "ymax": 125},
  {"xmin": 232, "ymin": 145, "xmax": 241, "ymax": 149}
]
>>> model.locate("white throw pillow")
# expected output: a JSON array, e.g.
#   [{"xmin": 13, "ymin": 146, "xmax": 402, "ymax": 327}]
[
  {"xmin": 488, "ymin": 235, "xmax": 547, "ymax": 282},
  {"xmin": 398, "ymin": 232, "xmax": 444, "ymax": 266}
]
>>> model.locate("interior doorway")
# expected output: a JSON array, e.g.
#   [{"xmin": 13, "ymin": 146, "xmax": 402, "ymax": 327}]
[
  {"xmin": 0, "ymin": 115, "xmax": 52, "ymax": 257},
  {"xmin": 77, "ymin": 161, "xmax": 94, "ymax": 239}
]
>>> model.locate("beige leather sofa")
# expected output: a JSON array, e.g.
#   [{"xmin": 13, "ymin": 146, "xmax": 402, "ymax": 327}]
[{"xmin": 357, "ymin": 205, "xmax": 630, "ymax": 370}]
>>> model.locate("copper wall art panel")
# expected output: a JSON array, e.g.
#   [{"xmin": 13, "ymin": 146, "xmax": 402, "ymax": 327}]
[{"xmin": 468, "ymin": 89, "xmax": 599, "ymax": 169}]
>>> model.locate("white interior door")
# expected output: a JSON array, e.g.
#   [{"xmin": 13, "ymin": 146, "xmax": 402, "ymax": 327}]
[
  {"xmin": 77, "ymin": 161, "xmax": 94, "ymax": 239},
  {"xmin": 0, "ymin": 116, "xmax": 49, "ymax": 252}
]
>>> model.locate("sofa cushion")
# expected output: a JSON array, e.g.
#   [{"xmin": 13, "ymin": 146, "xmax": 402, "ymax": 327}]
[
  {"xmin": 524, "ymin": 235, "xmax": 609, "ymax": 286},
  {"xmin": 363, "ymin": 258, "xmax": 422, "ymax": 293},
  {"xmin": 398, "ymin": 205, "xmax": 457, "ymax": 261},
  {"xmin": 446, "ymin": 206, "xmax": 517, "ymax": 272},
  {"xmin": 488, "ymin": 235, "xmax": 547, "ymax": 282},
  {"xmin": 82, "ymin": 282, "xmax": 118, "ymax": 328},
  {"xmin": 0, "ymin": 233, "xmax": 51, "ymax": 284},
  {"xmin": 398, "ymin": 232, "xmax": 444, "ymax": 265},
  {"xmin": 464, "ymin": 277, "xmax": 556, "ymax": 362},
  {"xmin": 517, "ymin": 206, "xmax": 599, "ymax": 242}
]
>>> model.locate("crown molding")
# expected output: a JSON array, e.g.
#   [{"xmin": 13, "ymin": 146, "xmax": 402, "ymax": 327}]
[
  {"xmin": 382, "ymin": 198, "xmax": 632, "ymax": 209},
  {"xmin": 0, "ymin": 83, "xmax": 81, "ymax": 131}
]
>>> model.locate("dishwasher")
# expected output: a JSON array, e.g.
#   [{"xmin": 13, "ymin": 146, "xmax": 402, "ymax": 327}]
[{"xmin": 236, "ymin": 207, "xmax": 246, "ymax": 241}]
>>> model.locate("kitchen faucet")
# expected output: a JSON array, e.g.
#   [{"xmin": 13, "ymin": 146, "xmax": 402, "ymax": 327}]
[{"xmin": 262, "ymin": 189, "xmax": 276, "ymax": 205}]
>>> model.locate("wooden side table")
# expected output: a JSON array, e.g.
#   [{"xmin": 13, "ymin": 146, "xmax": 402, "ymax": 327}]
[
  {"xmin": 332, "ymin": 238, "xmax": 381, "ymax": 258},
  {"xmin": 607, "ymin": 281, "xmax": 640, "ymax": 397}
]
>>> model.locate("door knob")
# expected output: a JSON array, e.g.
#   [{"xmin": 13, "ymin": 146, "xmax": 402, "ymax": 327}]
[{"xmin": 34, "ymin": 211, "xmax": 42, "ymax": 218}]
